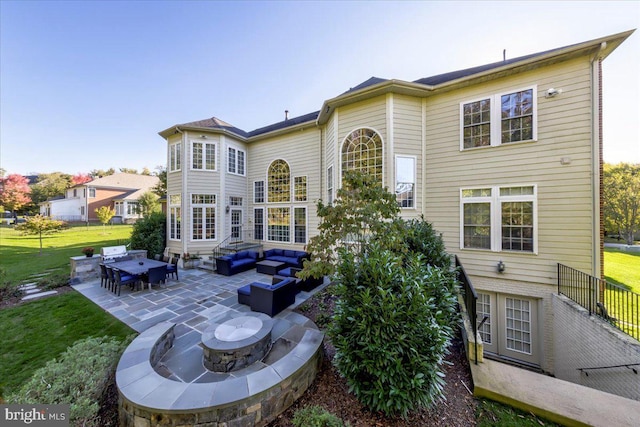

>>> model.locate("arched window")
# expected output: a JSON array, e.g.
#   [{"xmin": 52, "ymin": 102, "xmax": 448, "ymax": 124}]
[
  {"xmin": 268, "ymin": 159, "xmax": 290, "ymax": 203},
  {"xmin": 341, "ymin": 128, "xmax": 383, "ymax": 184}
]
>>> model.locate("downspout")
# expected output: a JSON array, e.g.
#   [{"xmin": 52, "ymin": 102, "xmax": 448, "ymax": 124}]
[{"xmin": 590, "ymin": 43, "xmax": 606, "ymax": 280}]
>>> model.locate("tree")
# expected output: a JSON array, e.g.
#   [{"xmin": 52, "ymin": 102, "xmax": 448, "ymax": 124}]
[
  {"xmin": 30, "ymin": 172, "xmax": 72, "ymax": 207},
  {"xmin": 15, "ymin": 215, "xmax": 67, "ymax": 255},
  {"xmin": 95, "ymin": 206, "xmax": 116, "ymax": 232},
  {"xmin": 71, "ymin": 173, "xmax": 92, "ymax": 185},
  {"xmin": 119, "ymin": 168, "xmax": 138, "ymax": 174},
  {"xmin": 603, "ymin": 163, "xmax": 640, "ymax": 245},
  {"xmin": 0, "ymin": 174, "xmax": 32, "ymax": 212},
  {"xmin": 130, "ymin": 212, "xmax": 166, "ymax": 259},
  {"xmin": 137, "ymin": 191, "xmax": 160, "ymax": 217},
  {"xmin": 141, "ymin": 167, "xmax": 152, "ymax": 176},
  {"xmin": 299, "ymin": 170, "xmax": 400, "ymax": 280},
  {"xmin": 152, "ymin": 166, "xmax": 167, "ymax": 197},
  {"xmin": 89, "ymin": 168, "xmax": 115, "ymax": 178}
]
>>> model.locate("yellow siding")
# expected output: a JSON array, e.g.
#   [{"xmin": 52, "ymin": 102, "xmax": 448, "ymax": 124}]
[{"xmin": 424, "ymin": 57, "xmax": 595, "ymax": 286}]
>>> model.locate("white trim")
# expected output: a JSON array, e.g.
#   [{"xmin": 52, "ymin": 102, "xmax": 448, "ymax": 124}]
[
  {"xmin": 189, "ymin": 192, "xmax": 218, "ymax": 242},
  {"xmin": 294, "ymin": 206, "xmax": 308, "ymax": 244},
  {"xmin": 169, "ymin": 141, "xmax": 182, "ymax": 172},
  {"xmin": 394, "ymin": 154, "xmax": 417, "ymax": 209},
  {"xmin": 253, "ymin": 180, "xmax": 265, "ymax": 204},
  {"xmin": 339, "ymin": 126, "xmax": 385, "ymax": 187},
  {"xmin": 189, "ymin": 139, "xmax": 217, "ymax": 171},
  {"xmin": 227, "ymin": 145, "xmax": 247, "ymax": 176},
  {"xmin": 293, "ymin": 175, "xmax": 308, "ymax": 202}
]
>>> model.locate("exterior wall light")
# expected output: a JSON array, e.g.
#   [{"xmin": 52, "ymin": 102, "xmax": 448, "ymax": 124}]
[
  {"xmin": 225, "ymin": 205, "xmax": 230, "ymax": 214},
  {"xmin": 497, "ymin": 260, "xmax": 506, "ymax": 273}
]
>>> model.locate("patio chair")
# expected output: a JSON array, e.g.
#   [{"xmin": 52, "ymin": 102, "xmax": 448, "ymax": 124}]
[
  {"xmin": 145, "ymin": 265, "xmax": 168, "ymax": 290},
  {"xmin": 99, "ymin": 264, "xmax": 109, "ymax": 289},
  {"xmin": 105, "ymin": 266, "xmax": 116, "ymax": 292},
  {"xmin": 165, "ymin": 257, "xmax": 179, "ymax": 280},
  {"xmin": 113, "ymin": 269, "xmax": 141, "ymax": 296}
]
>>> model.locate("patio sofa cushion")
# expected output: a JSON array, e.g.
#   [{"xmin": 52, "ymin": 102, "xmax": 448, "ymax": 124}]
[
  {"xmin": 277, "ymin": 267, "xmax": 323, "ymax": 292},
  {"xmin": 216, "ymin": 250, "xmax": 259, "ymax": 276},
  {"xmin": 263, "ymin": 249, "xmax": 310, "ymax": 269},
  {"xmin": 237, "ymin": 276, "xmax": 298, "ymax": 316}
]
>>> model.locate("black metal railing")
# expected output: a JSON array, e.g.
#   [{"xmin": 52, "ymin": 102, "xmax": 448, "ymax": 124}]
[
  {"xmin": 558, "ymin": 263, "xmax": 640, "ymax": 341},
  {"xmin": 212, "ymin": 229, "xmax": 260, "ymax": 259},
  {"xmin": 577, "ymin": 362, "xmax": 640, "ymax": 376},
  {"xmin": 455, "ymin": 255, "xmax": 480, "ymax": 364}
]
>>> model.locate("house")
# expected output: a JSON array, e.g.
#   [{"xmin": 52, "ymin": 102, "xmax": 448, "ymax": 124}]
[
  {"xmin": 159, "ymin": 30, "xmax": 634, "ymax": 373},
  {"xmin": 40, "ymin": 173, "xmax": 160, "ymax": 223}
]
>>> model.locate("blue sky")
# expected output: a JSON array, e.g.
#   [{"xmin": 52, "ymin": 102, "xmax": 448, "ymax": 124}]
[{"xmin": 1, "ymin": 1, "xmax": 638, "ymax": 176}]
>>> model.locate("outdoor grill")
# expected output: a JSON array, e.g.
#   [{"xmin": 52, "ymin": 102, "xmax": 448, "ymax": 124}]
[{"xmin": 101, "ymin": 245, "xmax": 128, "ymax": 262}]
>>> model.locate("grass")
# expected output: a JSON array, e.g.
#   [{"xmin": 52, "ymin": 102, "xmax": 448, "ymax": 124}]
[
  {"xmin": 0, "ymin": 292, "xmax": 134, "ymax": 397},
  {"xmin": 0, "ymin": 223, "xmax": 133, "ymax": 284},
  {"xmin": 603, "ymin": 247, "xmax": 640, "ymax": 339},
  {"xmin": 477, "ymin": 399, "xmax": 561, "ymax": 426}
]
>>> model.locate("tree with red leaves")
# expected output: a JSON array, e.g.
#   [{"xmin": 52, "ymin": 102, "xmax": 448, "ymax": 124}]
[
  {"xmin": 0, "ymin": 174, "xmax": 32, "ymax": 212},
  {"xmin": 71, "ymin": 173, "xmax": 92, "ymax": 186}
]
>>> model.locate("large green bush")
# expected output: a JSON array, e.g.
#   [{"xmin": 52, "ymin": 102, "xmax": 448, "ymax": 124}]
[
  {"xmin": 329, "ymin": 244, "xmax": 458, "ymax": 416},
  {"xmin": 8, "ymin": 336, "xmax": 130, "ymax": 425},
  {"xmin": 129, "ymin": 211, "xmax": 166, "ymax": 258}
]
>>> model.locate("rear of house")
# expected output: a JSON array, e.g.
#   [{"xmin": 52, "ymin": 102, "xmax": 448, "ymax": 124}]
[{"xmin": 159, "ymin": 30, "xmax": 634, "ymax": 373}]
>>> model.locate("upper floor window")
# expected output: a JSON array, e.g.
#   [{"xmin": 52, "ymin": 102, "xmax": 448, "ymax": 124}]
[
  {"xmin": 341, "ymin": 128, "xmax": 383, "ymax": 184},
  {"xmin": 268, "ymin": 159, "xmax": 290, "ymax": 203},
  {"xmin": 294, "ymin": 176, "xmax": 307, "ymax": 202},
  {"xmin": 461, "ymin": 185, "xmax": 536, "ymax": 253},
  {"xmin": 229, "ymin": 196, "xmax": 242, "ymax": 206},
  {"xmin": 169, "ymin": 142, "xmax": 181, "ymax": 172},
  {"xmin": 327, "ymin": 165, "xmax": 334, "ymax": 204},
  {"xmin": 228, "ymin": 147, "xmax": 246, "ymax": 176},
  {"xmin": 254, "ymin": 181, "xmax": 265, "ymax": 203},
  {"xmin": 192, "ymin": 141, "xmax": 216, "ymax": 170},
  {"xmin": 395, "ymin": 156, "xmax": 415, "ymax": 208},
  {"xmin": 461, "ymin": 87, "xmax": 537, "ymax": 150}
]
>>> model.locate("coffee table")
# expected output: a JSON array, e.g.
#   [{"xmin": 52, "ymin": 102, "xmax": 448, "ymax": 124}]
[{"xmin": 256, "ymin": 260, "xmax": 286, "ymax": 275}]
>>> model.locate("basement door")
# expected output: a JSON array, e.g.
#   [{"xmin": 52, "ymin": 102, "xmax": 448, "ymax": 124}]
[{"xmin": 476, "ymin": 292, "xmax": 540, "ymax": 366}]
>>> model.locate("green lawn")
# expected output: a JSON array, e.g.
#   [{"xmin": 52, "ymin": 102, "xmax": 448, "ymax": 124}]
[
  {"xmin": 0, "ymin": 292, "xmax": 134, "ymax": 396},
  {"xmin": 604, "ymin": 247, "xmax": 640, "ymax": 292},
  {"xmin": 0, "ymin": 223, "xmax": 133, "ymax": 284}
]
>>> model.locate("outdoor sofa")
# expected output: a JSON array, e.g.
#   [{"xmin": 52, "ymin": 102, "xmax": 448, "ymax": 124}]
[
  {"xmin": 216, "ymin": 250, "xmax": 259, "ymax": 276},
  {"xmin": 237, "ymin": 276, "xmax": 298, "ymax": 316},
  {"xmin": 263, "ymin": 249, "xmax": 310, "ymax": 269}
]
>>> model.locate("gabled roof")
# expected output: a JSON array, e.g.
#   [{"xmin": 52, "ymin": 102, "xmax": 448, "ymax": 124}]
[{"xmin": 84, "ymin": 173, "xmax": 159, "ymax": 190}]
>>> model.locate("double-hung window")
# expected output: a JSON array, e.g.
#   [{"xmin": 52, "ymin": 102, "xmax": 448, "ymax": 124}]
[
  {"xmin": 191, "ymin": 194, "xmax": 216, "ymax": 240},
  {"xmin": 169, "ymin": 142, "xmax": 181, "ymax": 172},
  {"xmin": 461, "ymin": 185, "xmax": 536, "ymax": 253},
  {"xmin": 192, "ymin": 141, "xmax": 216, "ymax": 170},
  {"xmin": 228, "ymin": 147, "xmax": 246, "ymax": 176},
  {"xmin": 395, "ymin": 155, "xmax": 416, "ymax": 208},
  {"xmin": 169, "ymin": 194, "xmax": 181, "ymax": 240},
  {"xmin": 461, "ymin": 87, "xmax": 537, "ymax": 150}
]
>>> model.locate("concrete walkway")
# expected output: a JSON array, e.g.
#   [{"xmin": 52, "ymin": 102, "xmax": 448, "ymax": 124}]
[{"xmin": 471, "ymin": 359, "xmax": 640, "ymax": 427}]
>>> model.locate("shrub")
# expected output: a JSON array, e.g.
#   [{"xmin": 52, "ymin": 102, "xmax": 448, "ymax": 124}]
[
  {"xmin": 292, "ymin": 405, "xmax": 350, "ymax": 427},
  {"xmin": 329, "ymin": 244, "xmax": 458, "ymax": 416},
  {"xmin": 7, "ymin": 336, "xmax": 130, "ymax": 426},
  {"xmin": 37, "ymin": 270, "xmax": 70, "ymax": 291},
  {"xmin": 0, "ymin": 265, "xmax": 21, "ymax": 302},
  {"xmin": 129, "ymin": 211, "xmax": 166, "ymax": 258}
]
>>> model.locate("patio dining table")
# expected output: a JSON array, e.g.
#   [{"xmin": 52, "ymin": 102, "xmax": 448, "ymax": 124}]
[{"xmin": 108, "ymin": 259, "xmax": 170, "ymax": 291}]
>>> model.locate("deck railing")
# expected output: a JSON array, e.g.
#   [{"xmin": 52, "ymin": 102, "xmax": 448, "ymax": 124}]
[
  {"xmin": 455, "ymin": 255, "xmax": 480, "ymax": 364},
  {"xmin": 558, "ymin": 263, "xmax": 640, "ymax": 341}
]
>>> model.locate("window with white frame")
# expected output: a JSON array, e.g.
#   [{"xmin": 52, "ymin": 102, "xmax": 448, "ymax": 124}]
[
  {"xmin": 294, "ymin": 207, "xmax": 307, "ymax": 244},
  {"xmin": 229, "ymin": 196, "xmax": 242, "ymax": 206},
  {"xmin": 294, "ymin": 176, "xmax": 307, "ymax": 202},
  {"xmin": 228, "ymin": 147, "xmax": 246, "ymax": 176},
  {"xmin": 395, "ymin": 156, "xmax": 415, "ymax": 208},
  {"xmin": 268, "ymin": 159, "xmax": 290, "ymax": 202},
  {"xmin": 126, "ymin": 202, "xmax": 140, "ymax": 216},
  {"xmin": 169, "ymin": 194, "xmax": 181, "ymax": 240},
  {"xmin": 192, "ymin": 141, "xmax": 216, "ymax": 170},
  {"xmin": 254, "ymin": 208, "xmax": 264, "ymax": 241},
  {"xmin": 327, "ymin": 165, "xmax": 334, "ymax": 204},
  {"xmin": 169, "ymin": 142, "xmax": 181, "ymax": 172},
  {"xmin": 254, "ymin": 181, "xmax": 264, "ymax": 203},
  {"xmin": 267, "ymin": 207, "xmax": 290, "ymax": 242},
  {"xmin": 461, "ymin": 185, "xmax": 536, "ymax": 253},
  {"xmin": 191, "ymin": 194, "xmax": 216, "ymax": 240},
  {"xmin": 461, "ymin": 87, "xmax": 536, "ymax": 150},
  {"xmin": 341, "ymin": 128, "xmax": 383, "ymax": 184},
  {"xmin": 88, "ymin": 188, "xmax": 96, "ymax": 198}
]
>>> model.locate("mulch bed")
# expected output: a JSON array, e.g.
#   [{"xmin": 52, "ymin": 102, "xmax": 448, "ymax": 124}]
[{"xmin": 268, "ymin": 287, "xmax": 478, "ymax": 426}]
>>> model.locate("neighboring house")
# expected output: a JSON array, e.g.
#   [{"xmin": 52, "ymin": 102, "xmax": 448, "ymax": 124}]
[
  {"xmin": 40, "ymin": 173, "xmax": 160, "ymax": 223},
  {"xmin": 159, "ymin": 30, "xmax": 634, "ymax": 373}
]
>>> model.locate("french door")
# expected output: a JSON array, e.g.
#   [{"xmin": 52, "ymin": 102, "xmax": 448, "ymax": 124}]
[
  {"xmin": 477, "ymin": 292, "xmax": 540, "ymax": 366},
  {"xmin": 230, "ymin": 209, "xmax": 242, "ymax": 241}
]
